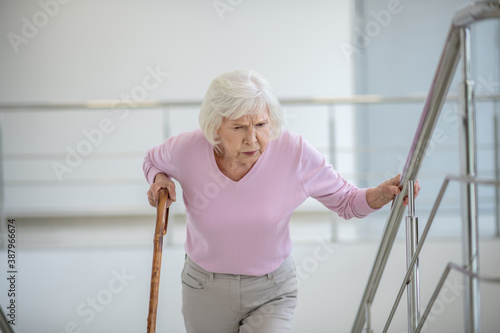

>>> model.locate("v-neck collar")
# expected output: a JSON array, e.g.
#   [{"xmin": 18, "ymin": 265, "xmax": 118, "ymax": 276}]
[{"xmin": 206, "ymin": 139, "xmax": 271, "ymax": 185}]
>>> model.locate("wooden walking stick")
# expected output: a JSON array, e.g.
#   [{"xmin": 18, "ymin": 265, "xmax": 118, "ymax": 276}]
[{"xmin": 147, "ymin": 188, "xmax": 170, "ymax": 333}]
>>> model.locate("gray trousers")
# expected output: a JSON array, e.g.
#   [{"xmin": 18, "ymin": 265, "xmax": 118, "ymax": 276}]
[{"xmin": 181, "ymin": 255, "xmax": 299, "ymax": 333}]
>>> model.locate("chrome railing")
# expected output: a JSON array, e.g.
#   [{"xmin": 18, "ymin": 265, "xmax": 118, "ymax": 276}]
[
  {"xmin": 382, "ymin": 176, "xmax": 500, "ymax": 333},
  {"xmin": 1, "ymin": 93, "xmax": 499, "ymax": 110},
  {"xmin": 405, "ymin": 180, "xmax": 420, "ymax": 333},
  {"xmin": 351, "ymin": 2, "xmax": 500, "ymax": 332}
]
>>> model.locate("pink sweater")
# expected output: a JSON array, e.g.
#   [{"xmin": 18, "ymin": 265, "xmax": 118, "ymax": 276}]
[{"xmin": 143, "ymin": 129, "xmax": 377, "ymax": 275}]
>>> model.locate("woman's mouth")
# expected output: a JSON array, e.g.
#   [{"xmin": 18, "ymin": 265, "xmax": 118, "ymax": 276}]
[{"xmin": 242, "ymin": 150, "xmax": 258, "ymax": 156}]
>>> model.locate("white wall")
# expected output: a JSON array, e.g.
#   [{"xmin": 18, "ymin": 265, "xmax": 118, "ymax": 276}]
[{"xmin": 1, "ymin": 0, "xmax": 353, "ymax": 102}]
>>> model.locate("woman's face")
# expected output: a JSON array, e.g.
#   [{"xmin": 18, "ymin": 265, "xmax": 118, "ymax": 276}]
[{"xmin": 217, "ymin": 108, "xmax": 271, "ymax": 165}]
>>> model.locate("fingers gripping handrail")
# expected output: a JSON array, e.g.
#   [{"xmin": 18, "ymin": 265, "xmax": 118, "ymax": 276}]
[{"xmin": 351, "ymin": 2, "xmax": 500, "ymax": 333}]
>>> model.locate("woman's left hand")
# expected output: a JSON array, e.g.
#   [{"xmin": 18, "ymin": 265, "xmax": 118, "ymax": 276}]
[{"xmin": 366, "ymin": 174, "xmax": 421, "ymax": 209}]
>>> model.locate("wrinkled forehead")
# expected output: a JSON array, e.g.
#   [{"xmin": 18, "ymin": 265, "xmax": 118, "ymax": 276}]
[
  {"xmin": 222, "ymin": 105, "xmax": 269, "ymax": 122},
  {"xmin": 224, "ymin": 107, "xmax": 270, "ymax": 123}
]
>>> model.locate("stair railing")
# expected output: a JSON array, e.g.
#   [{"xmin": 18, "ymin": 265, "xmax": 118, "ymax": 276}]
[
  {"xmin": 382, "ymin": 176, "xmax": 500, "ymax": 333},
  {"xmin": 351, "ymin": 2, "xmax": 500, "ymax": 332}
]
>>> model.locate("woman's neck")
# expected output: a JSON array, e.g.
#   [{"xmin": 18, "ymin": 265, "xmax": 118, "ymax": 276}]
[{"xmin": 214, "ymin": 150, "xmax": 257, "ymax": 181}]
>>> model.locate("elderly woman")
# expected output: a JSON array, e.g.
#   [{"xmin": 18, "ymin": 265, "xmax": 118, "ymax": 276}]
[{"xmin": 143, "ymin": 69, "xmax": 419, "ymax": 333}]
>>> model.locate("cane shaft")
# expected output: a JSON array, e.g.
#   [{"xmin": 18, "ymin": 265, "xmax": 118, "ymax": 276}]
[{"xmin": 147, "ymin": 188, "xmax": 170, "ymax": 333}]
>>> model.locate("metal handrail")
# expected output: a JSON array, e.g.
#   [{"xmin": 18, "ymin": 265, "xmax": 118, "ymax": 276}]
[
  {"xmin": 382, "ymin": 175, "xmax": 500, "ymax": 333},
  {"xmin": 0, "ymin": 94, "xmax": 499, "ymax": 111},
  {"xmin": 351, "ymin": 2, "xmax": 500, "ymax": 332}
]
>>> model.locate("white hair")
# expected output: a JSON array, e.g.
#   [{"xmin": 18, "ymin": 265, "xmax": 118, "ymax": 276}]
[{"xmin": 199, "ymin": 69, "xmax": 283, "ymax": 149}]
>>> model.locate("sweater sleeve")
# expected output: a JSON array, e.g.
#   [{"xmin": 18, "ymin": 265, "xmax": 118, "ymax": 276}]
[
  {"xmin": 143, "ymin": 135, "xmax": 177, "ymax": 185},
  {"xmin": 299, "ymin": 138, "xmax": 378, "ymax": 219}
]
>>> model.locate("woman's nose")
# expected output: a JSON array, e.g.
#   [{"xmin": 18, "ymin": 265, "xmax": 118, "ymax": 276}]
[{"xmin": 244, "ymin": 127, "xmax": 257, "ymax": 143}]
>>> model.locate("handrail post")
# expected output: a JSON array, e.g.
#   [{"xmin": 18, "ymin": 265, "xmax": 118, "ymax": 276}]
[
  {"xmin": 495, "ymin": 112, "xmax": 500, "ymax": 238},
  {"xmin": 458, "ymin": 25, "xmax": 481, "ymax": 333},
  {"xmin": 405, "ymin": 180, "xmax": 420, "ymax": 333},
  {"xmin": 364, "ymin": 301, "xmax": 373, "ymax": 333}
]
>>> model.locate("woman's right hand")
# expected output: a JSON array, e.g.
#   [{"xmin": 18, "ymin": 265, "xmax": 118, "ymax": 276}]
[{"xmin": 147, "ymin": 173, "xmax": 177, "ymax": 208}]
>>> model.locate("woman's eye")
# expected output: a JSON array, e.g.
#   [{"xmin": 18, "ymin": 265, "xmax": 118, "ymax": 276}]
[{"xmin": 257, "ymin": 123, "xmax": 267, "ymax": 127}]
